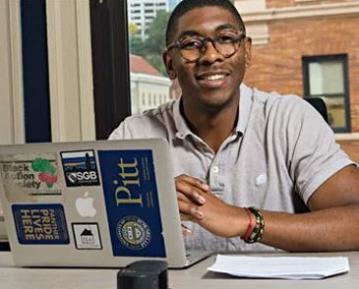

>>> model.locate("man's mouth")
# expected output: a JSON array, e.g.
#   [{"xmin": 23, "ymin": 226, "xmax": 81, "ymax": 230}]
[
  {"xmin": 200, "ymin": 74, "xmax": 226, "ymax": 81},
  {"xmin": 196, "ymin": 72, "xmax": 229, "ymax": 88}
]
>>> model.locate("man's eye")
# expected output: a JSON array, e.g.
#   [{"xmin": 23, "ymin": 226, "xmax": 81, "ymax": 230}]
[
  {"xmin": 217, "ymin": 35, "xmax": 236, "ymax": 44},
  {"xmin": 180, "ymin": 39, "xmax": 202, "ymax": 50}
]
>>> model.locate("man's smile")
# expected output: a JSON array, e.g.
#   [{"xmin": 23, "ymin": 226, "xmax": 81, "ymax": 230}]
[{"xmin": 196, "ymin": 71, "xmax": 230, "ymax": 88}]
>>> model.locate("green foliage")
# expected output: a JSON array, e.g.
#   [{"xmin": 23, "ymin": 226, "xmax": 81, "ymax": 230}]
[
  {"xmin": 128, "ymin": 22, "xmax": 138, "ymax": 35},
  {"xmin": 130, "ymin": 35, "xmax": 145, "ymax": 56},
  {"xmin": 146, "ymin": 54, "xmax": 167, "ymax": 76},
  {"xmin": 129, "ymin": 10, "xmax": 170, "ymax": 76},
  {"xmin": 144, "ymin": 10, "xmax": 169, "ymax": 55}
]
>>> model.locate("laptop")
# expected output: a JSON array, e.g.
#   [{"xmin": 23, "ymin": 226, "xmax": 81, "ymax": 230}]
[
  {"xmin": 0, "ymin": 139, "xmax": 211, "ymax": 268},
  {"xmin": 0, "ymin": 207, "xmax": 7, "ymax": 242}
]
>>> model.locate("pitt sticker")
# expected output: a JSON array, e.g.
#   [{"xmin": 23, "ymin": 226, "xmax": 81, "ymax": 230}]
[
  {"xmin": 12, "ymin": 204, "xmax": 69, "ymax": 244},
  {"xmin": 61, "ymin": 150, "xmax": 100, "ymax": 187},
  {"xmin": 0, "ymin": 154, "xmax": 61, "ymax": 202},
  {"xmin": 72, "ymin": 223, "xmax": 102, "ymax": 250},
  {"xmin": 98, "ymin": 150, "xmax": 165, "ymax": 257}
]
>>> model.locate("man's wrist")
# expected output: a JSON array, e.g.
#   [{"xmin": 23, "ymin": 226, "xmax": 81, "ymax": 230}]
[{"xmin": 231, "ymin": 207, "xmax": 249, "ymax": 238}]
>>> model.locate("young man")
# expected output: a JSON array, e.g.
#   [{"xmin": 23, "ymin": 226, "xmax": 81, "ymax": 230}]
[{"xmin": 110, "ymin": 0, "xmax": 359, "ymax": 252}]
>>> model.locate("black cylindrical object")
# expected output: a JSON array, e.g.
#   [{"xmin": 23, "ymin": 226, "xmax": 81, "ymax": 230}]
[{"xmin": 117, "ymin": 260, "xmax": 168, "ymax": 289}]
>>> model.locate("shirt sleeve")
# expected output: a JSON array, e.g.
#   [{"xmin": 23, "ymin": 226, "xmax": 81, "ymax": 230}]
[
  {"xmin": 288, "ymin": 99, "xmax": 355, "ymax": 204},
  {"xmin": 108, "ymin": 121, "xmax": 131, "ymax": 140}
]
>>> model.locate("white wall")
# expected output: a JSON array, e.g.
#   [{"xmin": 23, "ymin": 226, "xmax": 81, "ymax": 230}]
[
  {"xmin": 0, "ymin": 0, "xmax": 96, "ymax": 145},
  {"xmin": 0, "ymin": 0, "xmax": 24, "ymax": 145},
  {"xmin": 46, "ymin": 0, "xmax": 96, "ymax": 142}
]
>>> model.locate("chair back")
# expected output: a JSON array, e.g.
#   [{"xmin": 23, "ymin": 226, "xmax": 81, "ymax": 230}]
[{"xmin": 305, "ymin": 97, "xmax": 329, "ymax": 123}]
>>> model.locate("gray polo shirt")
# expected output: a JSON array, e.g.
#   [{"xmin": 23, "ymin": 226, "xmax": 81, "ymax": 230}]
[{"xmin": 109, "ymin": 84, "xmax": 354, "ymax": 252}]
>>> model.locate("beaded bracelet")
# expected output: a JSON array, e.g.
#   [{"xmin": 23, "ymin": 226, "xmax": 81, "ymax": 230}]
[{"xmin": 243, "ymin": 207, "xmax": 265, "ymax": 244}]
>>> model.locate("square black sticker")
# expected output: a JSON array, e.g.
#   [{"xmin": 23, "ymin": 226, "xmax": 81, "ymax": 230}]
[{"xmin": 72, "ymin": 223, "xmax": 102, "ymax": 250}]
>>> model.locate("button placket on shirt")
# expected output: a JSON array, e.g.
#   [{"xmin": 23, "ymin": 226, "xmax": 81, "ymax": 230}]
[
  {"xmin": 191, "ymin": 139, "xmax": 219, "ymax": 194},
  {"xmin": 209, "ymin": 133, "xmax": 241, "ymax": 198},
  {"xmin": 208, "ymin": 154, "xmax": 225, "ymax": 197}
]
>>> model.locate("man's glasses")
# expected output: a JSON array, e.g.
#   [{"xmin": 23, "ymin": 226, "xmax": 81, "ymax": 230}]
[{"xmin": 166, "ymin": 32, "xmax": 246, "ymax": 62}]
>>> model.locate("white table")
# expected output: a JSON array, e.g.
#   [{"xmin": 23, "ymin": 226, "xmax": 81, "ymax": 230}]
[{"xmin": 1, "ymin": 252, "xmax": 359, "ymax": 289}]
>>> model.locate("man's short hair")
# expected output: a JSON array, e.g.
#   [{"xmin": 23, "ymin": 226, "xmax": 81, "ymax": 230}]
[{"xmin": 166, "ymin": 0, "xmax": 246, "ymax": 46}]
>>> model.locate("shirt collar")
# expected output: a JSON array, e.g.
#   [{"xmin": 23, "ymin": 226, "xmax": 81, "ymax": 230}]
[
  {"xmin": 173, "ymin": 83, "xmax": 254, "ymax": 139},
  {"xmin": 236, "ymin": 83, "xmax": 253, "ymax": 135},
  {"xmin": 173, "ymin": 97, "xmax": 192, "ymax": 139}
]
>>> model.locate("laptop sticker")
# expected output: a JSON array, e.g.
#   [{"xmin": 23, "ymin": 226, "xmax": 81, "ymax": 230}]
[
  {"xmin": 12, "ymin": 204, "xmax": 69, "ymax": 245},
  {"xmin": 0, "ymin": 154, "xmax": 62, "ymax": 202},
  {"xmin": 116, "ymin": 216, "xmax": 151, "ymax": 251},
  {"xmin": 72, "ymin": 223, "xmax": 102, "ymax": 250},
  {"xmin": 60, "ymin": 150, "xmax": 100, "ymax": 187},
  {"xmin": 98, "ymin": 150, "xmax": 166, "ymax": 257}
]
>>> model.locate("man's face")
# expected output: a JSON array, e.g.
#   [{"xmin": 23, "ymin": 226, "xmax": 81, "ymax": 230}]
[{"xmin": 164, "ymin": 6, "xmax": 251, "ymax": 111}]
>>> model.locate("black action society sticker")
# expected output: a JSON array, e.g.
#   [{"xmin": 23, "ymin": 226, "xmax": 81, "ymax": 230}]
[{"xmin": 116, "ymin": 216, "xmax": 151, "ymax": 250}]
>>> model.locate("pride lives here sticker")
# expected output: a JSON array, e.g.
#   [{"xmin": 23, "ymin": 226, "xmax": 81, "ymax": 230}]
[
  {"xmin": 12, "ymin": 204, "xmax": 69, "ymax": 245},
  {"xmin": 98, "ymin": 150, "xmax": 166, "ymax": 257}
]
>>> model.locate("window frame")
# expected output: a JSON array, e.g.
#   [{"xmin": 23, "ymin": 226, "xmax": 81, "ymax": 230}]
[{"xmin": 302, "ymin": 54, "xmax": 351, "ymax": 133}]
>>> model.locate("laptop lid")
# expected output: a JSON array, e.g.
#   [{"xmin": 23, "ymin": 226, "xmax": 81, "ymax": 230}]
[{"xmin": 0, "ymin": 139, "xmax": 201, "ymax": 268}]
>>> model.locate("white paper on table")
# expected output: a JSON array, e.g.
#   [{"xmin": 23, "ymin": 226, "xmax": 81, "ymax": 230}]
[{"xmin": 208, "ymin": 254, "xmax": 350, "ymax": 280}]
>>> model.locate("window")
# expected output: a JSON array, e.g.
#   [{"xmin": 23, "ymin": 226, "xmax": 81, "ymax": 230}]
[
  {"xmin": 127, "ymin": 1, "xmax": 179, "ymax": 114},
  {"xmin": 90, "ymin": 0, "xmax": 181, "ymax": 137},
  {"xmin": 142, "ymin": 93, "xmax": 146, "ymax": 105},
  {"xmin": 302, "ymin": 55, "xmax": 351, "ymax": 132}
]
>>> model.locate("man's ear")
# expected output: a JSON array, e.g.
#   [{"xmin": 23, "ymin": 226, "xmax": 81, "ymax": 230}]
[
  {"xmin": 244, "ymin": 37, "xmax": 252, "ymax": 68},
  {"xmin": 162, "ymin": 51, "xmax": 177, "ymax": 80}
]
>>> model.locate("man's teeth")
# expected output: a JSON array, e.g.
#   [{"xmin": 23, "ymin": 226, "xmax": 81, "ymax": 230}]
[{"xmin": 204, "ymin": 74, "xmax": 226, "ymax": 81}]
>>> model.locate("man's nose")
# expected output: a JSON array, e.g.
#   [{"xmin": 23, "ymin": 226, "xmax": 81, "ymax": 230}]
[{"xmin": 199, "ymin": 40, "xmax": 224, "ymax": 64}]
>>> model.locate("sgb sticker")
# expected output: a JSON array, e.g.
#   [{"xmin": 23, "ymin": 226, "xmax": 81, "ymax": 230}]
[{"xmin": 61, "ymin": 150, "xmax": 100, "ymax": 187}]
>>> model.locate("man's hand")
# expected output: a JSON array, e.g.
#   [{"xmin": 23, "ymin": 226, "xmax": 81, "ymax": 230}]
[
  {"xmin": 175, "ymin": 174, "xmax": 209, "ymax": 220},
  {"xmin": 193, "ymin": 191, "xmax": 248, "ymax": 238},
  {"xmin": 175, "ymin": 174, "xmax": 247, "ymax": 238}
]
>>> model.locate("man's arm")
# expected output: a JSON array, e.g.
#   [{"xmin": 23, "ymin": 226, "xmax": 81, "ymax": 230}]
[
  {"xmin": 263, "ymin": 164, "xmax": 359, "ymax": 251},
  {"xmin": 177, "ymin": 165, "xmax": 359, "ymax": 251}
]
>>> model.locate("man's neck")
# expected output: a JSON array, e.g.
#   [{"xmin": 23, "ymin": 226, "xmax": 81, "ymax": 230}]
[{"xmin": 181, "ymin": 98, "xmax": 239, "ymax": 153}]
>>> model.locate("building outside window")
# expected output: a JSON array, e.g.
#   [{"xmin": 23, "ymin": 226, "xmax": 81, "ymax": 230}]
[
  {"xmin": 128, "ymin": 0, "xmax": 183, "ymax": 114},
  {"xmin": 128, "ymin": 0, "xmax": 169, "ymax": 40}
]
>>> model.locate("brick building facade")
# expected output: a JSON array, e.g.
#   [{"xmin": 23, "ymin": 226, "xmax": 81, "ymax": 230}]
[{"xmin": 238, "ymin": 0, "xmax": 359, "ymax": 161}]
